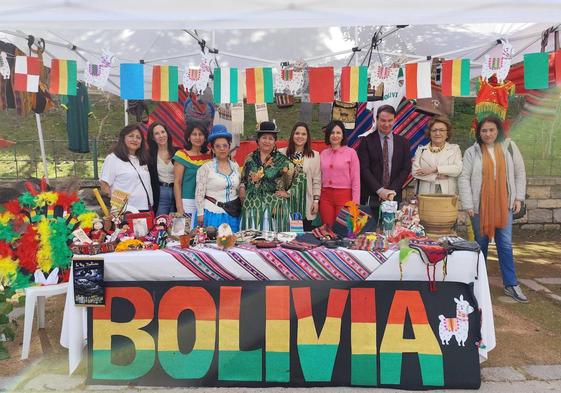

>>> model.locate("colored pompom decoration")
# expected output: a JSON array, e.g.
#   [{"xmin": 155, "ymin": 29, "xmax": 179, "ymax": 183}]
[
  {"xmin": 36, "ymin": 191, "xmax": 58, "ymax": 207},
  {"xmin": 77, "ymin": 212, "xmax": 98, "ymax": 230},
  {"xmin": 70, "ymin": 201, "xmax": 88, "ymax": 216},
  {"xmin": 36, "ymin": 218, "xmax": 53, "ymax": 272},
  {"xmin": 3, "ymin": 200, "xmax": 22, "ymax": 215},
  {"xmin": 18, "ymin": 192, "xmax": 37, "ymax": 208},
  {"xmin": 49, "ymin": 218, "xmax": 72, "ymax": 269},
  {"xmin": 56, "ymin": 192, "xmax": 79, "ymax": 212},
  {"xmin": 15, "ymin": 226, "xmax": 39, "ymax": 274}
]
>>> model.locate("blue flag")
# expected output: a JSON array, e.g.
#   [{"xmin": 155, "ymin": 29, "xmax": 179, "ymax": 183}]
[{"xmin": 120, "ymin": 63, "xmax": 144, "ymax": 99}]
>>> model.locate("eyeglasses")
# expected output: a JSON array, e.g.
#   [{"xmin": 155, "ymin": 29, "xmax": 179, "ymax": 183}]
[{"xmin": 430, "ymin": 128, "xmax": 447, "ymax": 134}]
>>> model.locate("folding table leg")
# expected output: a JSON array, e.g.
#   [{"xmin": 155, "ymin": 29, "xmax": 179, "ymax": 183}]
[
  {"xmin": 21, "ymin": 293, "xmax": 37, "ymax": 360},
  {"xmin": 37, "ymin": 296, "xmax": 46, "ymax": 329}
]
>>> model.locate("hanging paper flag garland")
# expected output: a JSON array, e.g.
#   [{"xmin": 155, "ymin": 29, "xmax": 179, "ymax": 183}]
[
  {"xmin": 213, "ymin": 67, "xmax": 239, "ymax": 104},
  {"xmin": 441, "ymin": 59, "xmax": 470, "ymax": 97},
  {"xmin": 49, "ymin": 59, "xmax": 77, "ymax": 96},
  {"xmin": 405, "ymin": 61, "xmax": 432, "ymax": 99},
  {"xmin": 555, "ymin": 50, "xmax": 561, "ymax": 86},
  {"xmin": 246, "ymin": 67, "xmax": 273, "ymax": 104},
  {"xmin": 152, "ymin": 65, "xmax": 178, "ymax": 102},
  {"xmin": 14, "ymin": 56, "xmax": 41, "ymax": 93},
  {"xmin": 340, "ymin": 66, "xmax": 368, "ymax": 102},
  {"xmin": 308, "ymin": 67, "xmax": 334, "ymax": 103},
  {"xmin": 524, "ymin": 52, "xmax": 549, "ymax": 90},
  {"xmin": 120, "ymin": 63, "xmax": 145, "ymax": 99}
]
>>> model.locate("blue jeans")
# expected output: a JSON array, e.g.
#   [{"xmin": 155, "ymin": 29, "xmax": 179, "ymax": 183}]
[
  {"xmin": 471, "ymin": 212, "xmax": 518, "ymax": 286},
  {"xmin": 156, "ymin": 185, "xmax": 176, "ymax": 216}
]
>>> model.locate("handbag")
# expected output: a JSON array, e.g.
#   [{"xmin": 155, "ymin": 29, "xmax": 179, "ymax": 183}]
[
  {"xmin": 205, "ymin": 196, "xmax": 242, "ymax": 217},
  {"xmin": 289, "ymin": 212, "xmax": 304, "ymax": 233},
  {"xmin": 507, "ymin": 142, "xmax": 527, "ymax": 220}
]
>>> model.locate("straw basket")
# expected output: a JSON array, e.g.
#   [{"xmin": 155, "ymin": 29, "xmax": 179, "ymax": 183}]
[{"xmin": 417, "ymin": 194, "xmax": 458, "ymax": 237}]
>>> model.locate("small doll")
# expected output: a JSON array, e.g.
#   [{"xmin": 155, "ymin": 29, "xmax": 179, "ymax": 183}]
[
  {"xmin": 116, "ymin": 221, "xmax": 135, "ymax": 241},
  {"xmin": 147, "ymin": 215, "xmax": 171, "ymax": 249},
  {"xmin": 89, "ymin": 218, "xmax": 108, "ymax": 244}
]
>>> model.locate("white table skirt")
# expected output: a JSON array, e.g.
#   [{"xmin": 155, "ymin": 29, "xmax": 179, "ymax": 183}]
[{"xmin": 61, "ymin": 247, "xmax": 494, "ymax": 374}]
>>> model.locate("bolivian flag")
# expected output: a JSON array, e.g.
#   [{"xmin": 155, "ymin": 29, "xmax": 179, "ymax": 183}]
[
  {"xmin": 441, "ymin": 59, "xmax": 471, "ymax": 96},
  {"xmin": 49, "ymin": 59, "xmax": 77, "ymax": 96},
  {"xmin": 245, "ymin": 67, "xmax": 274, "ymax": 104},
  {"xmin": 152, "ymin": 65, "xmax": 179, "ymax": 102},
  {"xmin": 340, "ymin": 66, "xmax": 368, "ymax": 102}
]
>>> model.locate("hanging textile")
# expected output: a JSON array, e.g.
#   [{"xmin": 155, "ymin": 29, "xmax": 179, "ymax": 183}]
[
  {"xmin": 0, "ymin": 41, "xmax": 33, "ymax": 115},
  {"xmin": 471, "ymin": 77, "xmax": 515, "ymax": 136},
  {"xmin": 61, "ymin": 82, "xmax": 92, "ymax": 153}
]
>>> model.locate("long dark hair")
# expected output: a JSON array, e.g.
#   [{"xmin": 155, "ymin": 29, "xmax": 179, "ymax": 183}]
[
  {"xmin": 286, "ymin": 122, "xmax": 314, "ymax": 158},
  {"xmin": 475, "ymin": 116, "xmax": 505, "ymax": 145},
  {"xmin": 324, "ymin": 120, "xmax": 347, "ymax": 146},
  {"xmin": 146, "ymin": 122, "xmax": 177, "ymax": 163},
  {"xmin": 184, "ymin": 122, "xmax": 209, "ymax": 154},
  {"xmin": 113, "ymin": 124, "xmax": 150, "ymax": 165}
]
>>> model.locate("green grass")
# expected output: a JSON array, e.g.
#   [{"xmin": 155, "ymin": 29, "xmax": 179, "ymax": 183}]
[{"xmin": 1, "ymin": 92, "xmax": 560, "ymax": 179}]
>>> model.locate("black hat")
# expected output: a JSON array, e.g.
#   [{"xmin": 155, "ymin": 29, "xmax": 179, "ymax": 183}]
[{"xmin": 256, "ymin": 121, "xmax": 279, "ymax": 134}]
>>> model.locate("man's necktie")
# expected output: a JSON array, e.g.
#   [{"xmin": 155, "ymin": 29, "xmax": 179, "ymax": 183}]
[{"xmin": 382, "ymin": 135, "xmax": 390, "ymax": 187}]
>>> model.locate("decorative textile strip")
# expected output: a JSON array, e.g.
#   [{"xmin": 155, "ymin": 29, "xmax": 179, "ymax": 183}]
[
  {"xmin": 227, "ymin": 250, "xmax": 270, "ymax": 280},
  {"xmin": 164, "ymin": 247, "xmax": 237, "ymax": 281}
]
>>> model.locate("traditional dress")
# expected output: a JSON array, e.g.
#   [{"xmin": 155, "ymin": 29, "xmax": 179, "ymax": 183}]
[
  {"xmin": 471, "ymin": 77, "xmax": 515, "ymax": 136},
  {"xmin": 173, "ymin": 149, "xmax": 211, "ymax": 225},
  {"xmin": 285, "ymin": 151, "xmax": 306, "ymax": 218},
  {"xmin": 240, "ymin": 149, "xmax": 294, "ymax": 232}
]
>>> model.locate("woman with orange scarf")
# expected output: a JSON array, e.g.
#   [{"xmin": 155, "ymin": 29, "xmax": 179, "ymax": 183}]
[{"xmin": 459, "ymin": 116, "xmax": 527, "ymax": 303}]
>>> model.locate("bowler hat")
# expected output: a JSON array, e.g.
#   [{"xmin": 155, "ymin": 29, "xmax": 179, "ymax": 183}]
[{"xmin": 208, "ymin": 124, "xmax": 232, "ymax": 143}]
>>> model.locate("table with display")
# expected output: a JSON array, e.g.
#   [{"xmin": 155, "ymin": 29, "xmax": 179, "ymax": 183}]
[{"xmin": 61, "ymin": 242, "xmax": 495, "ymax": 389}]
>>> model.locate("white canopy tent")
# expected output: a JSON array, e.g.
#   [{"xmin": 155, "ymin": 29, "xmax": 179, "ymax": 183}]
[{"xmin": 1, "ymin": 1, "xmax": 560, "ymax": 181}]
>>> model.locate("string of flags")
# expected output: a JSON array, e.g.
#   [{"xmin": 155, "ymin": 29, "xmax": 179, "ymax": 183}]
[{"xmin": 8, "ymin": 49, "xmax": 561, "ymax": 103}]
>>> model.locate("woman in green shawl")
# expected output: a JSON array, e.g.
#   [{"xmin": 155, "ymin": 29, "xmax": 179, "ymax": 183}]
[{"xmin": 239, "ymin": 121, "xmax": 294, "ymax": 232}]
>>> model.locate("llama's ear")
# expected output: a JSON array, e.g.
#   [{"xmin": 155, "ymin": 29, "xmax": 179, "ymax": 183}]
[
  {"xmin": 459, "ymin": 294, "xmax": 464, "ymax": 301},
  {"xmin": 454, "ymin": 297, "xmax": 459, "ymax": 304}
]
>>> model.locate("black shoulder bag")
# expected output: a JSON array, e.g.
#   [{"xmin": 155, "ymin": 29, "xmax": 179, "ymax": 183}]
[{"xmin": 129, "ymin": 161, "xmax": 153, "ymax": 211}]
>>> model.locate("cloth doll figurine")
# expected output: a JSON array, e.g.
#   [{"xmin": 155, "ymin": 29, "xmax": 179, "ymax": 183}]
[
  {"xmin": 147, "ymin": 215, "xmax": 171, "ymax": 248},
  {"xmin": 89, "ymin": 218, "xmax": 108, "ymax": 243},
  {"xmin": 116, "ymin": 222, "xmax": 135, "ymax": 241}
]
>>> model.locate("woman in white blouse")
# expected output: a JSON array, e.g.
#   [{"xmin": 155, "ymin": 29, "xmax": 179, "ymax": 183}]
[
  {"xmin": 195, "ymin": 125, "xmax": 241, "ymax": 232},
  {"xmin": 147, "ymin": 122, "xmax": 178, "ymax": 215},
  {"xmin": 412, "ymin": 117, "xmax": 462, "ymax": 195}
]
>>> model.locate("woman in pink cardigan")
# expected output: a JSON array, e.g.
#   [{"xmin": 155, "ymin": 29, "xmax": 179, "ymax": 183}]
[{"xmin": 319, "ymin": 120, "xmax": 360, "ymax": 227}]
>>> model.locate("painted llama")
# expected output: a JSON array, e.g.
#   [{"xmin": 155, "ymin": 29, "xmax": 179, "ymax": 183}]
[
  {"xmin": 438, "ymin": 294, "xmax": 474, "ymax": 346},
  {"xmin": 84, "ymin": 50, "xmax": 115, "ymax": 89}
]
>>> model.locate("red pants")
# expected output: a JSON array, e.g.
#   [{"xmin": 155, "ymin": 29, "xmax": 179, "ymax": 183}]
[{"xmin": 319, "ymin": 187, "xmax": 352, "ymax": 227}]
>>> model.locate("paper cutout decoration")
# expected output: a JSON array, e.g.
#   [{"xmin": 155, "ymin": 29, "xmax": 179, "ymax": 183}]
[
  {"xmin": 275, "ymin": 67, "xmax": 304, "ymax": 95},
  {"xmin": 213, "ymin": 67, "xmax": 239, "ymax": 104},
  {"xmin": 120, "ymin": 63, "xmax": 145, "ymax": 100},
  {"xmin": 481, "ymin": 39, "xmax": 512, "ymax": 83},
  {"xmin": 524, "ymin": 52, "xmax": 549, "ymax": 90},
  {"xmin": 405, "ymin": 61, "xmax": 432, "ymax": 99},
  {"xmin": 14, "ymin": 56, "xmax": 41, "ymax": 92},
  {"xmin": 84, "ymin": 49, "xmax": 114, "ymax": 90},
  {"xmin": 0, "ymin": 51, "xmax": 10, "ymax": 80},
  {"xmin": 340, "ymin": 66, "xmax": 368, "ymax": 103},
  {"xmin": 441, "ymin": 59, "xmax": 471, "ymax": 97},
  {"xmin": 308, "ymin": 67, "xmax": 334, "ymax": 103},
  {"xmin": 49, "ymin": 59, "xmax": 78, "ymax": 96},
  {"xmin": 183, "ymin": 53, "xmax": 212, "ymax": 95},
  {"xmin": 152, "ymin": 65, "xmax": 179, "ymax": 102},
  {"xmin": 246, "ymin": 67, "xmax": 274, "ymax": 104}
]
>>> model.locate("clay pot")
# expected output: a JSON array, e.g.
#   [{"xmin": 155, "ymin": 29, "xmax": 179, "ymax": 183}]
[{"xmin": 417, "ymin": 194, "xmax": 458, "ymax": 237}]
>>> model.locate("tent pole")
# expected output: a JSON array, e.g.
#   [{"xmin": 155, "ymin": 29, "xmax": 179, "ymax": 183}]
[
  {"xmin": 124, "ymin": 100, "xmax": 129, "ymax": 126},
  {"xmin": 354, "ymin": 27, "xmax": 359, "ymax": 66},
  {"xmin": 34, "ymin": 113, "xmax": 49, "ymax": 183}
]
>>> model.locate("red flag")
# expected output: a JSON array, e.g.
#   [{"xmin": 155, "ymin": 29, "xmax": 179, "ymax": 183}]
[
  {"xmin": 308, "ymin": 67, "xmax": 334, "ymax": 103},
  {"xmin": 555, "ymin": 50, "xmax": 561, "ymax": 86}
]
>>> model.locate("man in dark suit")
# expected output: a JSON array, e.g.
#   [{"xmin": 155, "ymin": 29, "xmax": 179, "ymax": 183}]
[{"xmin": 357, "ymin": 105, "xmax": 411, "ymax": 214}]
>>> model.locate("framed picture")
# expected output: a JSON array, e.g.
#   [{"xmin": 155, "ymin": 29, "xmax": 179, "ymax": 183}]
[
  {"xmin": 125, "ymin": 212, "xmax": 154, "ymax": 238},
  {"xmin": 170, "ymin": 214, "xmax": 192, "ymax": 237}
]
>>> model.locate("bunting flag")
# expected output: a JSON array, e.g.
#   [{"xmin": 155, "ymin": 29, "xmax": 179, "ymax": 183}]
[
  {"xmin": 524, "ymin": 52, "xmax": 549, "ymax": 90},
  {"xmin": 213, "ymin": 67, "xmax": 239, "ymax": 104},
  {"xmin": 152, "ymin": 65, "xmax": 179, "ymax": 102},
  {"xmin": 14, "ymin": 56, "xmax": 41, "ymax": 93},
  {"xmin": 441, "ymin": 59, "xmax": 470, "ymax": 97},
  {"xmin": 405, "ymin": 61, "xmax": 432, "ymax": 99},
  {"xmin": 340, "ymin": 66, "xmax": 368, "ymax": 102},
  {"xmin": 49, "ymin": 59, "xmax": 78, "ymax": 96},
  {"xmin": 555, "ymin": 50, "xmax": 561, "ymax": 86},
  {"xmin": 308, "ymin": 67, "xmax": 334, "ymax": 103},
  {"xmin": 246, "ymin": 67, "xmax": 273, "ymax": 104},
  {"xmin": 120, "ymin": 63, "xmax": 145, "ymax": 100}
]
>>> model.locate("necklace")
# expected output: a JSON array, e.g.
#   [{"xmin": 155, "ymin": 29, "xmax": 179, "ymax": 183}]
[{"xmin": 429, "ymin": 143, "xmax": 445, "ymax": 153}]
